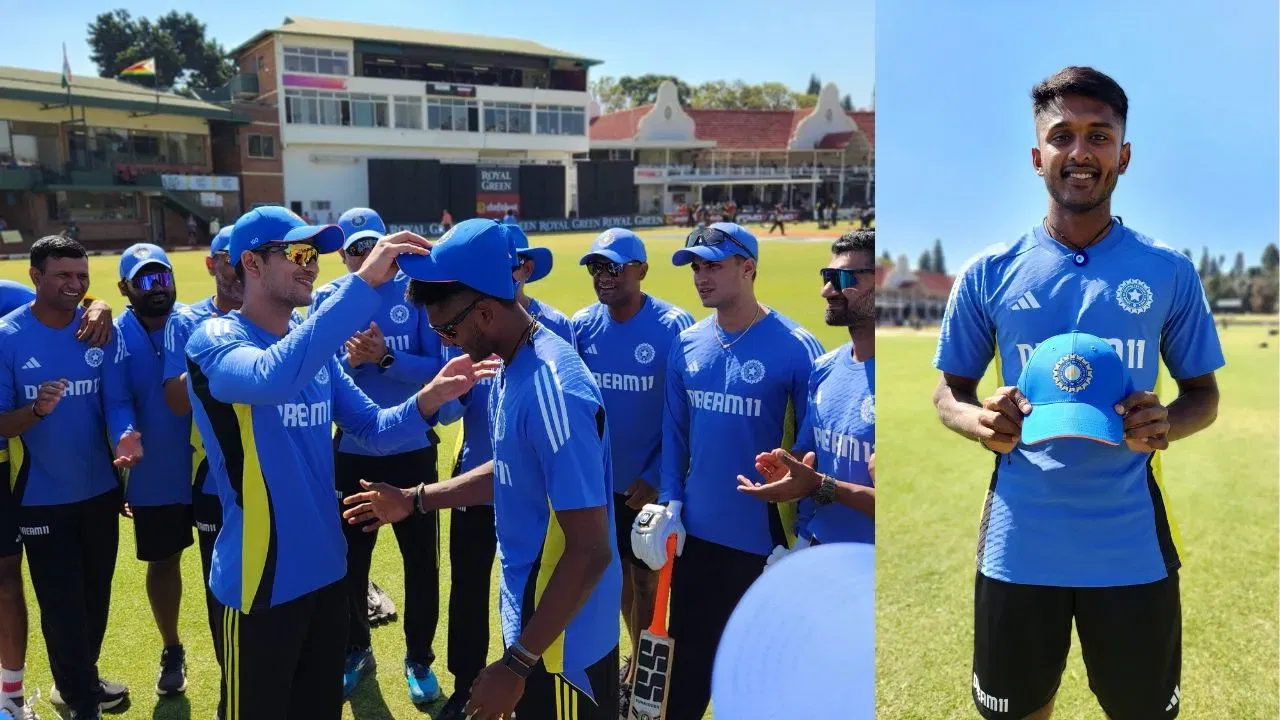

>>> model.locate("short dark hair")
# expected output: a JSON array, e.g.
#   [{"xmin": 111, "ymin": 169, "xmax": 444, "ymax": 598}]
[
  {"xmin": 405, "ymin": 280, "xmax": 514, "ymax": 309},
  {"xmin": 1032, "ymin": 66, "xmax": 1128, "ymax": 128},
  {"xmin": 30, "ymin": 234, "xmax": 87, "ymax": 271},
  {"xmin": 833, "ymin": 228, "xmax": 874, "ymax": 256}
]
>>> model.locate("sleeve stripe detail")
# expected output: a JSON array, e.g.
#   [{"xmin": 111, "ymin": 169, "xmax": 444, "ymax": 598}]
[
  {"xmin": 534, "ymin": 364, "xmax": 572, "ymax": 452},
  {"xmin": 792, "ymin": 328, "xmax": 824, "ymax": 361}
]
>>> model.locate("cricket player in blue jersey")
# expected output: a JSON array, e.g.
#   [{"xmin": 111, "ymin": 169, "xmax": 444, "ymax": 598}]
[
  {"xmin": 738, "ymin": 229, "xmax": 876, "ymax": 549},
  {"xmin": 309, "ymin": 207, "xmax": 447, "ymax": 704},
  {"xmin": 184, "ymin": 207, "xmax": 494, "ymax": 720},
  {"xmin": 932, "ymin": 67, "xmax": 1224, "ymax": 720},
  {"xmin": 0, "ymin": 278, "xmax": 112, "ymax": 719},
  {"xmin": 629, "ymin": 222, "xmax": 825, "ymax": 718},
  {"xmin": 569, "ymin": 227, "xmax": 694, "ymax": 712},
  {"xmin": 0, "ymin": 236, "xmax": 141, "ymax": 720},
  {"xmin": 344, "ymin": 218, "xmax": 622, "ymax": 720},
  {"xmin": 432, "ymin": 220, "xmax": 577, "ymax": 720},
  {"xmin": 113, "ymin": 244, "xmax": 195, "ymax": 697}
]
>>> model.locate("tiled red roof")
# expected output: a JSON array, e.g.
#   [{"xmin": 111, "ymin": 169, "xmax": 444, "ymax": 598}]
[
  {"xmin": 875, "ymin": 266, "xmax": 955, "ymax": 298},
  {"xmin": 589, "ymin": 105, "xmax": 877, "ymax": 151}
]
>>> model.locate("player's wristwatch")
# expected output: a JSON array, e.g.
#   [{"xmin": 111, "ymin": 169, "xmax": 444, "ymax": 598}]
[
  {"xmin": 377, "ymin": 351, "xmax": 396, "ymax": 370},
  {"xmin": 501, "ymin": 644, "xmax": 539, "ymax": 679},
  {"xmin": 810, "ymin": 474, "xmax": 837, "ymax": 506}
]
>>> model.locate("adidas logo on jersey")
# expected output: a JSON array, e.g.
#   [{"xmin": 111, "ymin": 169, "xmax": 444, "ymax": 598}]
[
  {"xmin": 1010, "ymin": 291, "xmax": 1041, "ymax": 310},
  {"xmin": 584, "ymin": 345, "xmax": 599, "ymax": 355},
  {"xmin": 20, "ymin": 357, "xmax": 41, "ymax": 370}
]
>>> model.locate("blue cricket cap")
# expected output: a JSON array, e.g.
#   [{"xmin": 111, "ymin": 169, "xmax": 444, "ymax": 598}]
[
  {"xmin": 579, "ymin": 228, "xmax": 647, "ymax": 266},
  {"xmin": 209, "ymin": 226, "xmax": 233, "ymax": 256},
  {"xmin": 119, "ymin": 243, "xmax": 173, "ymax": 281},
  {"xmin": 228, "ymin": 206, "xmax": 345, "ymax": 267},
  {"xmin": 1017, "ymin": 331, "xmax": 1134, "ymax": 446},
  {"xmin": 338, "ymin": 207, "xmax": 387, "ymax": 248},
  {"xmin": 673, "ymin": 222, "xmax": 759, "ymax": 266},
  {"xmin": 397, "ymin": 218, "xmax": 519, "ymax": 300},
  {"xmin": 712, "ymin": 543, "xmax": 874, "ymax": 720},
  {"xmin": 507, "ymin": 225, "xmax": 553, "ymax": 283}
]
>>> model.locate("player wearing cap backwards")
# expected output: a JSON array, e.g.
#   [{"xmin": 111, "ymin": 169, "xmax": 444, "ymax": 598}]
[
  {"xmin": 343, "ymin": 218, "xmax": 622, "ymax": 720},
  {"xmin": 432, "ymin": 221, "xmax": 576, "ymax": 719},
  {"xmin": 0, "ymin": 235, "xmax": 141, "ymax": 720},
  {"xmin": 568, "ymin": 228, "xmax": 694, "ymax": 712},
  {"xmin": 737, "ymin": 229, "xmax": 876, "ymax": 551},
  {"xmin": 112, "ymin": 244, "xmax": 197, "ymax": 698},
  {"xmin": 0, "ymin": 279, "xmax": 112, "ymax": 719},
  {"xmin": 932, "ymin": 66, "xmax": 1223, "ymax": 720},
  {"xmin": 308, "ymin": 207, "xmax": 448, "ymax": 704},
  {"xmin": 629, "ymin": 221, "xmax": 825, "ymax": 719},
  {"xmin": 183, "ymin": 207, "xmax": 494, "ymax": 720}
]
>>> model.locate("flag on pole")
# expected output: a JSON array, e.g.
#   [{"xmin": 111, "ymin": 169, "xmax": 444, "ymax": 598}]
[
  {"xmin": 120, "ymin": 58, "xmax": 156, "ymax": 77},
  {"xmin": 60, "ymin": 43, "xmax": 72, "ymax": 89}
]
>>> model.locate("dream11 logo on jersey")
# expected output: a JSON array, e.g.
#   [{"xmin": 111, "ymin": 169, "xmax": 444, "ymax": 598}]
[{"xmin": 1016, "ymin": 337, "xmax": 1150, "ymax": 371}]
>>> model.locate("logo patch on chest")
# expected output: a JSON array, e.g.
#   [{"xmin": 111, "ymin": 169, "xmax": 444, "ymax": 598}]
[{"xmin": 1115, "ymin": 278, "xmax": 1153, "ymax": 315}]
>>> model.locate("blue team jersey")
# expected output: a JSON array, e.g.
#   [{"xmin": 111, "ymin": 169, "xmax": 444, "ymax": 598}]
[
  {"xmin": 450, "ymin": 297, "xmax": 575, "ymax": 485},
  {"xmin": 0, "ymin": 280, "xmax": 35, "ymax": 317},
  {"xmin": 661, "ymin": 309, "xmax": 825, "ymax": 556},
  {"xmin": 0, "ymin": 305, "xmax": 135, "ymax": 506},
  {"xmin": 311, "ymin": 273, "xmax": 444, "ymax": 456},
  {"xmin": 117, "ymin": 306, "xmax": 194, "ymax": 506},
  {"xmin": 185, "ymin": 277, "xmax": 432, "ymax": 612},
  {"xmin": 793, "ymin": 345, "xmax": 874, "ymax": 545},
  {"xmin": 490, "ymin": 326, "xmax": 621, "ymax": 691},
  {"xmin": 571, "ymin": 296, "xmax": 695, "ymax": 494},
  {"xmin": 934, "ymin": 222, "xmax": 1225, "ymax": 587}
]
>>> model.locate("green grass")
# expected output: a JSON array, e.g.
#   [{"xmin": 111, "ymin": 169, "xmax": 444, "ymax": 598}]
[
  {"xmin": 0, "ymin": 222, "xmax": 851, "ymax": 719},
  {"xmin": 875, "ymin": 326, "xmax": 1280, "ymax": 719}
]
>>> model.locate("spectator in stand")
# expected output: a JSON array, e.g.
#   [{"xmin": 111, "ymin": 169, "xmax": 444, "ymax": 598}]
[
  {"xmin": 187, "ymin": 215, "xmax": 197, "ymax": 244},
  {"xmin": 441, "ymin": 210, "xmax": 453, "ymax": 232}
]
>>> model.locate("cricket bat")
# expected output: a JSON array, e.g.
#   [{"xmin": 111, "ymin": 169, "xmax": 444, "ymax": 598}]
[{"xmin": 628, "ymin": 534, "xmax": 678, "ymax": 720}]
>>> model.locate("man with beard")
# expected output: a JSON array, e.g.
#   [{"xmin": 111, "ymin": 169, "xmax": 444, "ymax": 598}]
[
  {"xmin": 184, "ymin": 207, "xmax": 491, "ymax": 719},
  {"xmin": 629, "ymin": 222, "xmax": 824, "ymax": 719},
  {"xmin": 569, "ymin": 228, "xmax": 694, "ymax": 713},
  {"xmin": 113, "ymin": 244, "xmax": 194, "ymax": 698},
  {"xmin": 0, "ymin": 235, "xmax": 141, "ymax": 720},
  {"xmin": 343, "ymin": 218, "xmax": 622, "ymax": 720},
  {"xmin": 931, "ymin": 66, "xmax": 1223, "ymax": 720},
  {"xmin": 737, "ymin": 229, "xmax": 876, "ymax": 551},
  {"xmin": 0, "ymin": 280, "xmax": 112, "ymax": 719}
]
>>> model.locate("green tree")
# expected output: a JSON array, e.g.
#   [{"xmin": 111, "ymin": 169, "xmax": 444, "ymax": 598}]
[
  {"xmin": 1231, "ymin": 252, "xmax": 1245, "ymax": 277},
  {"xmin": 1263, "ymin": 243, "xmax": 1279, "ymax": 273},
  {"xmin": 931, "ymin": 238, "xmax": 946, "ymax": 275},
  {"xmin": 807, "ymin": 73, "xmax": 822, "ymax": 95},
  {"xmin": 87, "ymin": 9, "xmax": 234, "ymax": 96},
  {"xmin": 918, "ymin": 250, "xmax": 933, "ymax": 273},
  {"xmin": 841, "ymin": 94, "xmax": 854, "ymax": 111}
]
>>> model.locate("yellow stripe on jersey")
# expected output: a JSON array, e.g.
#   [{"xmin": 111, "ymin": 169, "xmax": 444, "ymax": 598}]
[
  {"xmin": 534, "ymin": 500, "xmax": 568, "ymax": 673},
  {"xmin": 233, "ymin": 403, "xmax": 272, "ymax": 612},
  {"xmin": 777, "ymin": 396, "xmax": 799, "ymax": 547},
  {"xmin": 1149, "ymin": 365, "xmax": 1183, "ymax": 563},
  {"xmin": 190, "ymin": 423, "xmax": 206, "ymax": 487},
  {"xmin": 223, "ymin": 605, "xmax": 239, "ymax": 720},
  {"xmin": 7, "ymin": 438, "xmax": 22, "ymax": 492}
]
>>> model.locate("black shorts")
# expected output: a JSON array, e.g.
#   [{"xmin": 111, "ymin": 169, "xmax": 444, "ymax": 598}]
[
  {"xmin": 193, "ymin": 490, "xmax": 222, "ymax": 539},
  {"xmin": 0, "ymin": 459, "xmax": 18, "ymax": 559},
  {"xmin": 973, "ymin": 572, "xmax": 1182, "ymax": 719},
  {"xmin": 613, "ymin": 493, "xmax": 646, "ymax": 569},
  {"xmin": 132, "ymin": 503, "xmax": 194, "ymax": 562},
  {"xmin": 519, "ymin": 644, "xmax": 620, "ymax": 720}
]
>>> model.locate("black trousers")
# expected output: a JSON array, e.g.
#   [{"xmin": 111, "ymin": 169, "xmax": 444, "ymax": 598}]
[
  {"xmin": 446, "ymin": 503, "xmax": 497, "ymax": 693},
  {"xmin": 666, "ymin": 534, "xmax": 765, "ymax": 719},
  {"xmin": 335, "ymin": 439, "xmax": 439, "ymax": 662},
  {"xmin": 19, "ymin": 488, "xmax": 120, "ymax": 715},
  {"xmin": 517, "ymin": 645, "xmax": 620, "ymax": 720},
  {"xmin": 194, "ymin": 486, "xmax": 226, "ymax": 719},
  {"xmin": 221, "ymin": 579, "xmax": 347, "ymax": 720}
]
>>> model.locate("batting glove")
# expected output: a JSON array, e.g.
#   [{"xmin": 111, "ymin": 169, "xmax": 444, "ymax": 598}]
[
  {"xmin": 764, "ymin": 536, "xmax": 812, "ymax": 571},
  {"xmin": 631, "ymin": 501, "xmax": 686, "ymax": 571}
]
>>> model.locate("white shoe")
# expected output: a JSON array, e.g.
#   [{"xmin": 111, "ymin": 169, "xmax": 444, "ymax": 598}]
[{"xmin": 1, "ymin": 690, "xmax": 40, "ymax": 719}]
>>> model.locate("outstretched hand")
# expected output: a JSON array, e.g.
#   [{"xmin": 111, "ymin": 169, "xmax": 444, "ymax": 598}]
[
  {"xmin": 342, "ymin": 480, "xmax": 415, "ymax": 532},
  {"xmin": 736, "ymin": 449, "xmax": 821, "ymax": 502}
]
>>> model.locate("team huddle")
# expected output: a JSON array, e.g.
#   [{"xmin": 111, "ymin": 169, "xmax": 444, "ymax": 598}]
[{"xmin": 0, "ymin": 206, "xmax": 875, "ymax": 720}]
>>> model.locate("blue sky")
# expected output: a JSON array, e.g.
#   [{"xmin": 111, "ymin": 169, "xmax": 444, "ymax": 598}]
[
  {"xmin": 1, "ymin": 0, "xmax": 874, "ymax": 108},
  {"xmin": 877, "ymin": 0, "xmax": 1278, "ymax": 273}
]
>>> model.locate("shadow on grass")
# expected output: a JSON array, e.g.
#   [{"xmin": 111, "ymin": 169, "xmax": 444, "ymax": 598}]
[
  {"xmin": 150, "ymin": 694, "xmax": 190, "ymax": 720},
  {"xmin": 349, "ymin": 669, "xmax": 445, "ymax": 719}
]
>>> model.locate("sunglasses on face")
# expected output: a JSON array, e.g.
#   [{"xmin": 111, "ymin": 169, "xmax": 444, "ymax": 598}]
[
  {"xmin": 821, "ymin": 267, "xmax": 876, "ymax": 291},
  {"xmin": 132, "ymin": 271, "xmax": 174, "ymax": 292},
  {"xmin": 586, "ymin": 260, "xmax": 640, "ymax": 278},
  {"xmin": 260, "ymin": 243, "xmax": 319, "ymax": 267},
  {"xmin": 685, "ymin": 227, "xmax": 756, "ymax": 260},
  {"xmin": 430, "ymin": 297, "xmax": 482, "ymax": 340},
  {"xmin": 344, "ymin": 237, "xmax": 378, "ymax": 257}
]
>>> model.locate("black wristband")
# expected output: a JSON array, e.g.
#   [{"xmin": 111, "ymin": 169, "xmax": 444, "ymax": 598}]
[
  {"xmin": 501, "ymin": 647, "xmax": 537, "ymax": 679},
  {"xmin": 31, "ymin": 404, "xmax": 46, "ymax": 419}
]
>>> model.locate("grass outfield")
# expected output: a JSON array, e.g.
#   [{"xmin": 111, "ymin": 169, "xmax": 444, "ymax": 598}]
[
  {"xmin": 875, "ymin": 325, "xmax": 1280, "ymax": 719},
  {"xmin": 0, "ymin": 222, "xmax": 852, "ymax": 719}
]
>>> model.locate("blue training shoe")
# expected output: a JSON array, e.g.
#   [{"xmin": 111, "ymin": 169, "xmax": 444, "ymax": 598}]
[
  {"xmin": 405, "ymin": 660, "xmax": 442, "ymax": 705},
  {"xmin": 342, "ymin": 648, "xmax": 375, "ymax": 699}
]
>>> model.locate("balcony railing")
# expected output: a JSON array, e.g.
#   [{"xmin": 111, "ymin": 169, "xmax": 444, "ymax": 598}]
[{"xmin": 635, "ymin": 164, "xmax": 873, "ymax": 180}]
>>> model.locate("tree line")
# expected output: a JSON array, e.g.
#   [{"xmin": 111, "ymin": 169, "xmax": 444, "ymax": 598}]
[{"xmin": 590, "ymin": 73, "xmax": 857, "ymax": 113}]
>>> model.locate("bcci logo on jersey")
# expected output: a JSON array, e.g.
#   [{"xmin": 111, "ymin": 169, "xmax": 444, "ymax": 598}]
[
  {"xmin": 389, "ymin": 305, "xmax": 410, "ymax": 324},
  {"xmin": 860, "ymin": 395, "xmax": 875, "ymax": 424},
  {"xmin": 1052, "ymin": 354, "xmax": 1092, "ymax": 392},
  {"xmin": 1115, "ymin": 278, "xmax": 1154, "ymax": 315},
  {"xmin": 84, "ymin": 347, "xmax": 104, "ymax": 368},
  {"xmin": 634, "ymin": 343, "xmax": 656, "ymax": 365},
  {"xmin": 739, "ymin": 359, "xmax": 765, "ymax": 384}
]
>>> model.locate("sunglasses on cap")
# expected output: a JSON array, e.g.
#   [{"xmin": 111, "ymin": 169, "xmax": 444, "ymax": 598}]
[
  {"xmin": 430, "ymin": 297, "xmax": 482, "ymax": 340},
  {"xmin": 586, "ymin": 260, "xmax": 641, "ymax": 278},
  {"xmin": 685, "ymin": 226, "xmax": 756, "ymax": 260},
  {"xmin": 821, "ymin": 267, "xmax": 876, "ymax": 291},
  {"xmin": 131, "ymin": 271, "xmax": 174, "ymax": 292},
  {"xmin": 258, "ymin": 243, "xmax": 319, "ymax": 267},
  {"xmin": 344, "ymin": 237, "xmax": 379, "ymax": 257}
]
